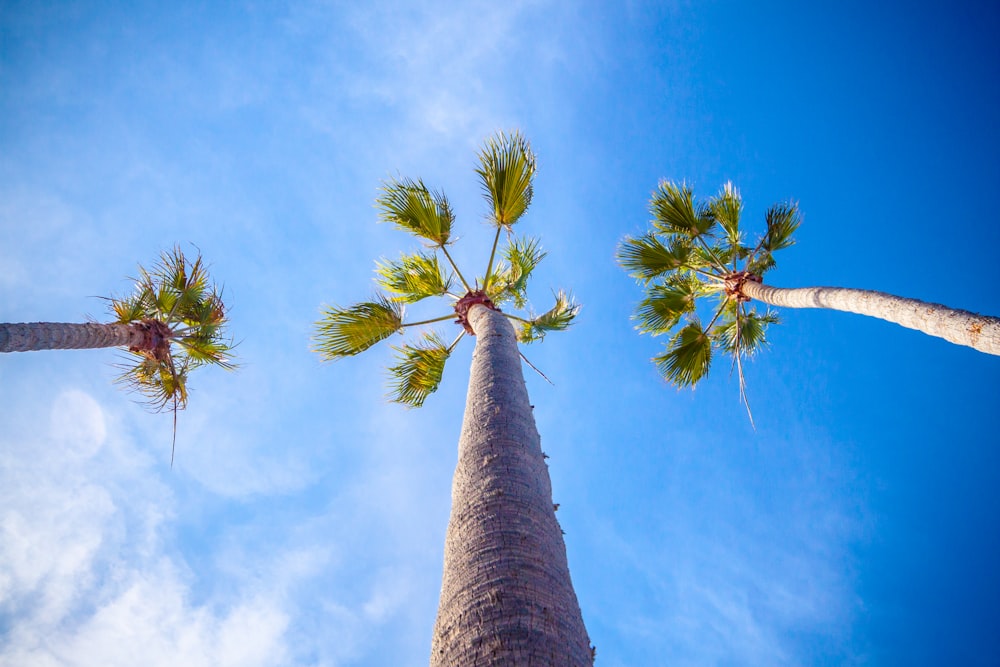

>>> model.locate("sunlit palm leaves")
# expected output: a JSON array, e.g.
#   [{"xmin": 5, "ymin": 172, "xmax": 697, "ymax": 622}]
[
  {"xmin": 516, "ymin": 291, "xmax": 580, "ymax": 343},
  {"xmin": 314, "ymin": 130, "xmax": 577, "ymax": 407},
  {"xmin": 634, "ymin": 276, "xmax": 701, "ymax": 334},
  {"xmin": 313, "ymin": 295, "xmax": 404, "ymax": 359},
  {"xmin": 487, "ymin": 236, "xmax": 546, "ymax": 308},
  {"xmin": 616, "ymin": 233, "xmax": 692, "ymax": 282},
  {"xmin": 653, "ymin": 322, "xmax": 712, "ymax": 387},
  {"xmin": 110, "ymin": 246, "xmax": 234, "ymax": 411},
  {"xmin": 376, "ymin": 252, "xmax": 452, "ymax": 303},
  {"xmin": 387, "ymin": 333, "xmax": 452, "ymax": 407},
  {"xmin": 619, "ymin": 180, "xmax": 800, "ymax": 419},
  {"xmin": 377, "ymin": 178, "xmax": 454, "ymax": 246},
  {"xmin": 477, "ymin": 130, "xmax": 536, "ymax": 228}
]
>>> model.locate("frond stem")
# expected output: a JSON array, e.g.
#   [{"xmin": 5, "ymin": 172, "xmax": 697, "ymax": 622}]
[
  {"xmin": 440, "ymin": 246, "xmax": 472, "ymax": 292},
  {"xmin": 402, "ymin": 314, "xmax": 457, "ymax": 328},
  {"xmin": 501, "ymin": 312, "xmax": 533, "ymax": 325},
  {"xmin": 481, "ymin": 226, "xmax": 504, "ymax": 291},
  {"xmin": 446, "ymin": 330, "xmax": 466, "ymax": 353},
  {"xmin": 519, "ymin": 350, "xmax": 554, "ymax": 385},
  {"xmin": 704, "ymin": 297, "xmax": 730, "ymax": 333},
  {"xmin": 694, "ymin": 235, "xmax": 731, "ymax": 275}
]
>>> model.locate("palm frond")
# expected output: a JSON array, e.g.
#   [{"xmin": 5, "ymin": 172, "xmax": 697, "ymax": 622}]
[
  {"xmin": 709, "ymin": 181, "xmax": 743, "ymax": 244},
  {"xmin": 375, "ymin": 251, "xmax": 451, "ymax": 303},
  {"xmin": 653, "ymin": 321, "xmax": 713, "ymax": 388},
  {"xmin": 110, "ymin": 290, "xmax": 154, "ymax": 323},
  {"xmin": 313, "ymin": 295, "xmax": 403, "ymax": 360},
  {"xmin": 617, "ymin": 233, "xmax": 692, "ymax": 282},
  {"xmin": 115, "ymin": 354, "xmax": 190, "ymax": 412},
  {"xmin": 387, "ymin": 332, "xmax": 450, "ymax": 407},
  {"xmin": 173, "ymin": 332, "xmax": 237, "ymax": 370},
  {"xmin": 377, "ymin": 178, "xmax": 454, "ymax": 246},
  {"xmin": 476, "ymin": 130, "xmax": 536, "ymax": 228},
  {"xmin": 650, "ymin": 181, "xmax": 714, "ymax": 239},
  {"xmin": 715, "ymin": 307, "xmax": 779, "ymax": 357},
  {"xmin": 634, "ymin": 277, "xmax": 701, "ymax": 335},
  {"xmin": 762, "ymin": 202, "xmax": 800, "ymax": 252},
  {"xmin": 516, "ymin": 290, "xmax": 579, "ymax": 343},
  {"xmin": 487, "ymin": 235, "xmax": 546, "ymax": 308},
  {"xmin": 745, "ymin": 250, "xmax": 777, "ymax": 276}
]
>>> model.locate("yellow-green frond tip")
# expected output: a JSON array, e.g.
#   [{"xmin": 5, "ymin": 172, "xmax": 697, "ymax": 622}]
[
  {"xmin": 313, "ymin": 295, "xmax": 403, "ymax": 360},
  {"xmin": 387, "ymin": 332, "xmax": 451, "ymax": 407}
]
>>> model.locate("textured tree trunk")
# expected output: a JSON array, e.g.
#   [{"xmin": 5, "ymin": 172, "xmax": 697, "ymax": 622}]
[
  {"xmin": 741, "ymin": 281, "xmax": 1000, "ymax": 356},
  {"xmin": 431, "ymin": 305, "xmax": 592, "ymax": 666},
  {"xmin": 0, "ymin": 322, "xmax": 143, "ymax": 353}
]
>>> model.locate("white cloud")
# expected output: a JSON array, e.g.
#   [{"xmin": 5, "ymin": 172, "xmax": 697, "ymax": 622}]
[{"xmin": 0, "ymin": 390, "xmax": 296, "ymax": 666}]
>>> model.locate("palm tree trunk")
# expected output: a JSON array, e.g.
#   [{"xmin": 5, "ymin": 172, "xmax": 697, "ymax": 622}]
[
  {"xmin": 740, "ymin": 281, "xmax": 1000, "ymax": 355},
  {"xmin": 431, "ymin": 304, "xmax": 592, "ymax": 666},
  {"xmin": 0, "ymin": 322, "xmax": 143, "ymax": 353}
]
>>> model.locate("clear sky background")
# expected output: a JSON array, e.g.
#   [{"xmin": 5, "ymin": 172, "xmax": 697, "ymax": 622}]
[{"xmin": 2, "ymin": 2, "xmax": 999, "ymax": 665}]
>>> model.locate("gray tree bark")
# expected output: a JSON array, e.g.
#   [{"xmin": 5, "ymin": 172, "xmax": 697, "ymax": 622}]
[
  {"xmin": 740, "ymin": 281, "xmax": 1000, "ymax": 356},
  {"xmin": 431, "ymin": 304, "xmax": 592, "ymax": 666},
  {"xmin": 0, "ymin": 322, "xmax": 143, "ymax": 353}
]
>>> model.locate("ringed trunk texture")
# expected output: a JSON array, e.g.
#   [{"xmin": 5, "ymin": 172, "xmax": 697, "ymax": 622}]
[
  {"xmin": 431, "ymin": 305, "xmax": 592, "ymax": 666},
  {"xmin": 741, "ymin": 281, "xmax": 1000, "ymax": 356},
  {"xmin": 0, "ymin": 322, "xmax": 143, "ymax": 353}
]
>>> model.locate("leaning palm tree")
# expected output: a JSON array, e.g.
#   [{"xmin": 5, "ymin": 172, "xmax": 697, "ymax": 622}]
[
  {"xmin": 313, "ymin": 131, "xmax": 593, "ymax": 665},
  {"xmin": 618, "ymin": 181, "xmax": 1000, "ymax": 417},
  {"xmin": 1, "ymin": 247, "xmax": 235, "ymax": 462}
]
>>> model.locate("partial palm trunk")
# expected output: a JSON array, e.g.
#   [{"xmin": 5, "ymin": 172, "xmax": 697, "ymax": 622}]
[
  {"xmin": 431, "ymin": 305, "xmax": 592, "ymax": 666},
  {"xmin": 0, "ymin": 322, "xmax": 143, "ymax": 353},
  {"xmin": 740, "ymin": 281, "xmax": 1000, "ymax": 355}
]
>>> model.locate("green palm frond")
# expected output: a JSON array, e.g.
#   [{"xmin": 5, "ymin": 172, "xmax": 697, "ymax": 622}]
[
  {"xmin": 653, "ymin": 321, "xmax": 713, "ymax": 388},
  {"xmin": 746, "ymin": 250, "xmax": 777, "ymax": 277},
  {"xmin": 313, "ymin": 294, "xmax": 403, "ymax": 360},
  {"xmin": 651, "ymin": 181, "xmax": 713, "ymax": 239},
  {"xmin": 376, "ymin": 251, "xmax": 452, "ymax": 303},
  {"xmin": 709, "ymin": 181, "xmax": 743, "ymax": 244},
  {"xmin": 111, "ymin": 291, "xmax": 153, "ymax": 323},
  {"xmin": 634, "ymin": 277, "xmax": 701, "ymax": 335},
  {"xmin": 387, "ymin": 332, "xmax": 451, "ymax": 407},
  {"xmin": 487, "ymin": 236, "xmax": 546, "ymax": 308},
  {"xmin": 516, "ymin": 290, "xmax": 579, "ymax": 343},
  {"xmin": 715, "ymin": 307, "xmax": 779, "ymax": 357},
  {"xmin": 377, "ymin": 178, "xmax": 454, "ymax": 246},
  {"xmin": 617, "ymin": 233, "xmax": 692, "ymax": 282},
  {"xmin": 476, "ymin": 130, "xmax": 536, "ymax": 228},
  {"xmin": 174, "ymin": 331, "xmax": 236, "ymax": 369},
  {"xmin": 762, "ymin": 202, "xmax": 800, "ymax": 252}
]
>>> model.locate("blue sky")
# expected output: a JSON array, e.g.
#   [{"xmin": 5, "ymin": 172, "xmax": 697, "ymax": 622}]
[{"xmin": 2, "ymin": 1, "xmax": 999, "ymax": 665}]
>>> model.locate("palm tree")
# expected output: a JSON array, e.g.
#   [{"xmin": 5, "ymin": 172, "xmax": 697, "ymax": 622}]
[
  {"xmin": 618, "ymin": 181, "xmax": 1000, "ymax": 416},
  {"xmin": 1, "ymin": 247, "xmax": 235, "ymax": 462},
  {"xmin": 313, "ymin": 131, "xmax": 593, "ymax": 665}
]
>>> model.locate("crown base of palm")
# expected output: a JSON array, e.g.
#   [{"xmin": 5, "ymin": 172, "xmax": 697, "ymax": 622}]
[{"xmin": 454, "ymin": 290, "xmax": 500, "ymax": 334}]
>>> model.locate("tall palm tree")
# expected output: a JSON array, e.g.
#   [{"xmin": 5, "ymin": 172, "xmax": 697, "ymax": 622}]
[
  {"xmin": 1, "ymin": 247, "xmax": 235, "ymax": 462},
  {"xmin": 618, "ymin": 181, "xmax": 1000, "ymax": 416},
  {"xmin": 313, "ymin": 131, "xmax": 593, "ymax": 665}
]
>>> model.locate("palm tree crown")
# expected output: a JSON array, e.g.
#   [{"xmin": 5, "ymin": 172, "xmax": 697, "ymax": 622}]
[
  {"xmin": 110, "ymin": 246, "xmax": 235, "ymax": 412},
  {"xmin": 617, "ymin": 181, "xmax": 796, "ymax": 415},
  {"xmin": 619, "ymin": 180, "xmax": 1000, "ymax": 420},
  {"xmin": 313, "ymin": 130, "xmax": 579, "ymax": 406}
]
